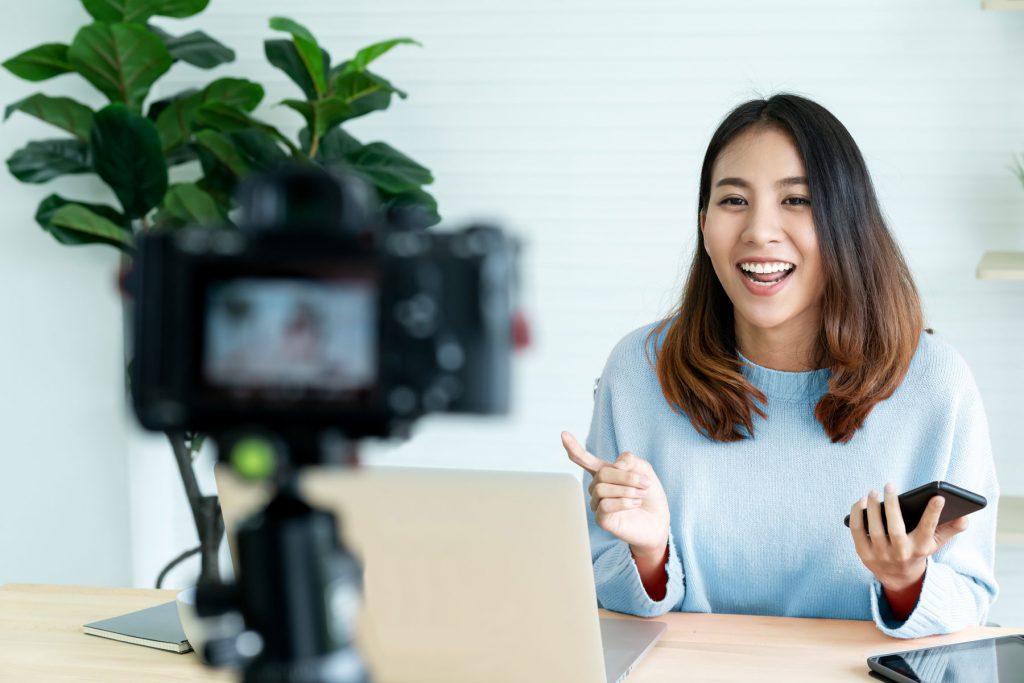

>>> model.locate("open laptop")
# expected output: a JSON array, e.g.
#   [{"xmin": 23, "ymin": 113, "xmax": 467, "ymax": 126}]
[{"xmin": 215, "ymin": 465, "xmax": 666, "ymax": 682}]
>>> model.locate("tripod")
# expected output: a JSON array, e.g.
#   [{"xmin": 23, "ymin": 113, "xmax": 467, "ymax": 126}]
[{"xmin": 197, "ymin": 432, "xmax": 371, "ymax": 683}]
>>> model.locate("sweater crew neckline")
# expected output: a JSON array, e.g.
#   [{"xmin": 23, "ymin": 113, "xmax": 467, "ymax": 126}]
[{"xmin": 737, "ymin": 352, "xmax": 831, "ymax": 403}]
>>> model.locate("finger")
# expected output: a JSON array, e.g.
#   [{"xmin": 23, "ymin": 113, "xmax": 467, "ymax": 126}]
[
  {"xmin": 934, "ymin": 515, "xmax": 969, "ymax": 547},
  {"xmin": 593, "ymin": 482, "xmax": 647, "ymax": 500},
  {"xmin": 848, "ymin": 497, "xmax": 873, "ymax": 557},
  {"xmin": 949, "ymin": 516, "xmax": 969, "ymax": 532},
  {"xmin": 597, "ymin": 497, "xmax": 643, "ymax": 514},
  {"xmin": 561, "ymin": 431, "xmax": 605, "ymax": 476},
  {"xmin": 865, "ymin": 490, "xmax": 886, "ymax": 543},
  {"xmin": 882, "ymin": 483, "xmax": 907, "ymax": 537},
  {"xmin": 614, "ymin": 451, "xmax": 639, "ymax": 468},
  {"xmin": 910, "ymin": 495, "xmax": 945, "ymax": 545},
  {"xmin": 613, "ymin": 451, "xmax": 655, "ymax": 480},
  {"xmin": 594, "ymin": 465, "xmax": 651, "ymax": 490}
]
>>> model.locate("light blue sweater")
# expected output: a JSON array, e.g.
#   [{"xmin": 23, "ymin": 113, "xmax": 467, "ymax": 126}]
[{"xmin": 584, "ymin": 323, "xmax": 999, "ymax": 638}]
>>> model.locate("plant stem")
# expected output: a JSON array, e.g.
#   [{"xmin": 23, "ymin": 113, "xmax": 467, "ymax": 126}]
[
  {"xmin": 166, "ymin": 431, "xmax": 223, "ymax": 584},
  {"xmin": 308, "ymin": 132, "xmax": 321, "ymax": 160}
]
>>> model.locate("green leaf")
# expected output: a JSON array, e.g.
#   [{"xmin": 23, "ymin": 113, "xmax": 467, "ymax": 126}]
[
  {"xmin": 345, "ymin": 141, "xmax": 432, "ymax": 194},
  {"xmin": 165, "ymin": 142, "xmax": 198, "ymax": 166},
  {"xmin": 196, "ymin": 101, "xmax": 269, "ymax": 133},
  {"xmin": 339, "ymin": 38, "xmax": 419, "ymax": 74},
  {"xmin": 194, "ymin": 129, "xmax": 250, "ymax": 177},
  {"xmin": 4, "ymin": 94, "xmax": 95, "ymax": 140},
  {"xmin": 313, "ymin": 98, "xmax": 359, "ymax": 136},
  {"xmin": 264, "ymin": 39, "xmax": 329, "ymax": 100},
  {"xmin": 195, "ymin": 147, "xmax": 235, "ymax": 206},
  {"xmin": 380, "ymin": 187, "xmax": 440, "ymax": 227},
  {"xmin": 195, "ymin": 101, "xmax": 299, "ymax": 156},
  {"xmin": 146, "ymin": 87, "xmax": 198, "ymax": 120},
  {"xmin": 83, "ymin": 0, "xmax": 209, "ymax": 23},
  {"xmin": 69, "ymin": 22, "xmax": 173, "ymax": 109},
  {"xmin": 331, "ymin": 70, "xmax": 403, "ymax": 119},
  {"xmin": 202, "ymin": 78, "xmax": 263, "ymax": 112},
  {"xmin": 48, "ymin": 203, "xmax": 134, "ymax": 251},
  {"xmin": 280, "ymin": 99, "xmax": 314, "ymax": 130},
  {"xmin": 155, "ymin": 92, "xmax": 202, "ymax": 152},
  {"xmin": 6, "ymin": 139, "xmax": 92, "ymax": 183},
  {"xmin": 148, "ymin": 25, "xmax": 234, "ymax": 69},
  {"xmin": 151, "ymin": 79, "xmax": 263, "ymax": 152},
  {"xmin": 35, "ymin": 193, "xmax": 131, "ymax": 249},
  {"xmin": 281, "ymin": 97, "xmax": 356, "ymax": 138},
  {"xmin": 91, "ymin": 103, "xmax": 168, "ymax": 218},
  {"xmin": 149, "ymin": 0, "xmax": 210, "ymax": 18},
  {"xmin": 299, "ymin": 126, "xmax": 362, "ymax": 162},
  {"xmin": 228, "ymin": 129, "xmax": 289, "ymax": 171},
  {"xmin": 269, "ymin": 17, "xmax": 326, "ymax": 97},
  {"xmin": 160, "ymin": 182, "xmax": 224, "ymax": 225},
  {"xmin": 2, "ymin": 43, "xmax": 72, "ymax": 82}
]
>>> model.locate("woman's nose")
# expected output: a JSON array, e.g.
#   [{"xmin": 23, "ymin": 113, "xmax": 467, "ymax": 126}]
[{"xmin": 740, "ymin": 203, "xmax": 785, "ymax": 245}]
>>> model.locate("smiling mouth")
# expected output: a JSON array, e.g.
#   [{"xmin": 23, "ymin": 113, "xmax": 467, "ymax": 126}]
[{"xmin": 737, "ymin": 262, "xmax": 796, "ymax": 286}]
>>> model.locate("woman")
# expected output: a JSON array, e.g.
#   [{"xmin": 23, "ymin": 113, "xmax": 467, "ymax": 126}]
[{"xmin": 561, "ymin": 94, "xmax": 998, "ymax": 638}]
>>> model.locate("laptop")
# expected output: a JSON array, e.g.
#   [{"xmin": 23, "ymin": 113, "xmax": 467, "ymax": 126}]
[{"xmin": 215, "ymin": 465, "xmax": 666, "ymax": 682}]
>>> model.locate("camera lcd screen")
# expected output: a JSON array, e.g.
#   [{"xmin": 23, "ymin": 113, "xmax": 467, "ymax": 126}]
[
  {"xmin": 203, "ymin": 278, "xmax": 377, "ymax": 398},
  {"xmin": 869, "ymin": 635, "xmax": 1024, "ymax": 682}
]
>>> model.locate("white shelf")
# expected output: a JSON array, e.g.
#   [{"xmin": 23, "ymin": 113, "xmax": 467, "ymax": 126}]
[
  {"xmin": 999, "ymin": 496, "xmax": 1024, "ymax": 545},
  {"xmin": 982, "ymin": 0, "xmax": 1024, "ymax": 9},
  {"xmin": 976, "ymin": 251, "xmax": 1024, "ymax": 281}
]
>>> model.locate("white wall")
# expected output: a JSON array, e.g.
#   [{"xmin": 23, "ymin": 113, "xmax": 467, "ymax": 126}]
[
  {"xmin": 0, "ymin": 3, "xmax": 131, "ymax": 585},
  {"xmin": 2, "ymin": 0, "xmax": 1023, "ymax": 589}
]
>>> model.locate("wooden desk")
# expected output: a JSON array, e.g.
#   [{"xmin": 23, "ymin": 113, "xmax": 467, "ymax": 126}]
[{"xmin": 1, "ymin": 583, "xmax": 1020, "ymax": 682}]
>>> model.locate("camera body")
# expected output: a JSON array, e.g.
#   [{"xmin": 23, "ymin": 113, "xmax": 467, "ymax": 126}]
[{"xmin": 130, "ymin": 167, "xmax": 518, "ymax": 446}]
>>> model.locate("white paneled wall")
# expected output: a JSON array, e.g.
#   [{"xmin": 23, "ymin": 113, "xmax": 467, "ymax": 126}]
[
  {"xmin": 0, "ymin": 2, "xmax": 131, "ymax": 587},
  {"xmin": 152, "ymin": 0, "xmax": 1024, "ymax": 479},
  {"xmin": 1, "ymin": 1, "xmax": 1023, "ymax": 591}
]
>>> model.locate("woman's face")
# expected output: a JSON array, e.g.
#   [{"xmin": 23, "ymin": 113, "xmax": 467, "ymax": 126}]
[{"xmin": 701, "ymin": 126, "xmax": 825, "ymax": 342}]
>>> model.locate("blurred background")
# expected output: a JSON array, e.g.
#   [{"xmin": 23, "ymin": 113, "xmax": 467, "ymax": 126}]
[{"xmin": 1, "ymin": 0, "xmax": 1022, "ymax": 623}]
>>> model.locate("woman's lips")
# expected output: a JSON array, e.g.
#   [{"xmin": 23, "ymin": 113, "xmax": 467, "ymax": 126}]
[{"xmin": 736, "ymin": 265, "xmax": 795, "ymax": 296}]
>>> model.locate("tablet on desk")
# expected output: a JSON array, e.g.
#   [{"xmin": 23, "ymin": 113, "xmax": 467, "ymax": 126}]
[{"xmin": 867, "ymin": 634, "xmax": 1024, "ymax": 682}]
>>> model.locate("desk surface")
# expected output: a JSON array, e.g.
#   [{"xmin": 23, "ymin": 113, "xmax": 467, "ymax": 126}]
[{"xmin": 2, "ymin": 583, "xmax": 1021, "ymax": 682}]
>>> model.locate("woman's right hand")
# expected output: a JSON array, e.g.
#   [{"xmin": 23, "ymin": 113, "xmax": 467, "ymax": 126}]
[{"xmin": 561, "ymin": 431, "xmax": 670, "ymax": 560}]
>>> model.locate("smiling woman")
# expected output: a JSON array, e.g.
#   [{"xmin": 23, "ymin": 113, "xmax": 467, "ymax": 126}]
[
  {"xmin": 659, "ymin": 99, "xmax": 922, "ymax": 444},
  {"xmin": 700, "ymin": 129, "xmax": 825, "ymax": 374},
  {"xmin": 561, "ymin": 94, "xmax": 999, "ymax": 641}
]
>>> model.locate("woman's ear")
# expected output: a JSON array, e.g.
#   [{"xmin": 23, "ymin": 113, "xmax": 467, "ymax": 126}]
[{"xmin": 698, "ymin": 211, "xmax": 706, "ymax": 234}]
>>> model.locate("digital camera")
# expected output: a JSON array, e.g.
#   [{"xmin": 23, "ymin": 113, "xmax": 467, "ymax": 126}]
[{"xmin": 130, "ymin": 166, "xmax": 519, "ymax": 443}]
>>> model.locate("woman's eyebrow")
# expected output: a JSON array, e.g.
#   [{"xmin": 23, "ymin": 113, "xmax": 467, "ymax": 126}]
[
  {"xmin": 777, "ymin": 176, "xmax": 808, "ymax": 187},
  {"xmin": 713, "ymin": 176, "xmax": 808, "ymax": 189}
]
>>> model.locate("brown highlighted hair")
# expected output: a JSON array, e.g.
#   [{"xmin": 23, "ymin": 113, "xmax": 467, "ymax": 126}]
[{"xmin": 650, "ymin": 94, "xmax": 923, "ymax": 444}]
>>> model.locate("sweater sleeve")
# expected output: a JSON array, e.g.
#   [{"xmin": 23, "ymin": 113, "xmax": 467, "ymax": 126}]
[
  {"xmin": 583, "ymin": 343, "xmax": 685, "ymax": 616},
  {"xmin": 869, "ymin": 362, "xmax": 1000, "ymax": 638}
]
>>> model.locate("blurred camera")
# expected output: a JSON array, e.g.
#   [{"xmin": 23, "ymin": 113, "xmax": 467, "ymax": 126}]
[{"xmin": 130, "ymin": 166, "xmax": 519, "ymax": 444}]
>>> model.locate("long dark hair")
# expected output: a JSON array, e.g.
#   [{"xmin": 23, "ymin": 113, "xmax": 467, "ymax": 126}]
[{"xmin": 651, "ymin": 94, "xmax": 923, "ymax": 443}]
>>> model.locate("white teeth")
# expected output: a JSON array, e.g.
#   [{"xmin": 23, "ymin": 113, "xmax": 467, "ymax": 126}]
[{"xmin": 738, "ymin": 261, "xmax": 795, "ymax": 274}]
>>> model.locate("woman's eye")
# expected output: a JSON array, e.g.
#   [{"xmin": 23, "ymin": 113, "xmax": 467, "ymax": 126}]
[
  {"xmin": 719, "ymin": 196, "xmax": 746, "ymax": 206},
  {"xmin": 783, "ymin": 196, "xmax": 810, "ymax": 206}
]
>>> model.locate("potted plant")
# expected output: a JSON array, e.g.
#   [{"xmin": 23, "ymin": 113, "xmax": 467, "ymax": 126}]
[{"xmin": 4, "ymin": 0, "xmax": 437, "ymax": 586}]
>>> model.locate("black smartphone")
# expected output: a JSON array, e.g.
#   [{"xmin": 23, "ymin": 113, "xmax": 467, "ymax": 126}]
[{"xmin": 843, "ymin": 481, "xmax": 986, "ymax": 534}]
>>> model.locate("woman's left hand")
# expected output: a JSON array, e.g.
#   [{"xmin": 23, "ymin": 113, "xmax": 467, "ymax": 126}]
[{"xmin": 849, "ymin": 483, "xmax": 969, "ymax": 591}]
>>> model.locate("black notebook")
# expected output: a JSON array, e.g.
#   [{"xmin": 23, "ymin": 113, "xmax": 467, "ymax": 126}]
[{"xmin": 83, "ymin": 601, "xmax": 192, "ymax": 653}]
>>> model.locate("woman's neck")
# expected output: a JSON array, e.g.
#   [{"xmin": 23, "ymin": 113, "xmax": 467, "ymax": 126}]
[{"xmin": 735, "ymin": 320, "xmax": 821, "ymax": 372}]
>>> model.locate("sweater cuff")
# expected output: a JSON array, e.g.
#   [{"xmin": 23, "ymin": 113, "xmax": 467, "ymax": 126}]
[
  {"xmin": 594, "ymin": 532, "xmax": 684, "ymax": 617},
  {"xmin": 869, "ymin": 558, "xmax": 961, "ymax": 638}
]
